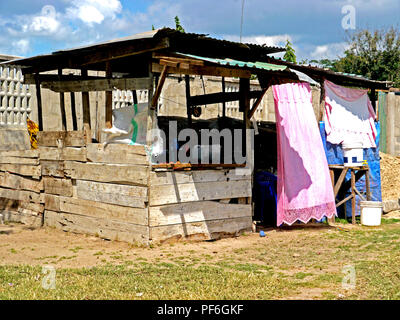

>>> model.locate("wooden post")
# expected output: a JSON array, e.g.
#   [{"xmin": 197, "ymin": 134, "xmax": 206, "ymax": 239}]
[
  {"xmin": 371, "ymin": 88, "xmax": 376, "ymax": 113},
  {"xmin": 351, "ymin": 169, "xmax": 356, "ymax": 224},
  {"xmin": 328, "ymin": 169, "xmax": 336, "ymax": 224},
  {"xmin": 81, "ymin": 68, "xmax": 91, "ymax": 144},
  {"xmin": 185, "ymin": 75, "xmax": 192, "ymax": 127},
  {"xmin": 222, "ymin": 77, "xmax": 226, "ymax": 118},
  {"xmin": 105, "ymin": 62, "xmax": 113, "ymax": 129},
  {"xmin": 365, "ymin": 168, "xmax": 371, "ymax": 201},
  {"xmin": 58, "ymin": 69, "xmax": 67, "ymax": 131},
  {"xmin": 34, "ymin": 74, "xmax": 43, "ymax": 131},
  {"xmin": 240, "ymin": 78, "xmax": 252, "ymax": 172},
  {"xmin": 70, "ymin": 91, "xmax": 78, "ymax": 131},
  {"xmin": 319, "ymin": 78, "xmax": 326, "ymax": 121}
]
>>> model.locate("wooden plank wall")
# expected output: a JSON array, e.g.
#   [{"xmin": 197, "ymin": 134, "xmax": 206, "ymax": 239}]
[
  {"xmin": 148, "ymin": 169, "xmax": 253, "ymax": 243},
  {"xmin": 1, "ymin": 130, "xmax": 253, "ymax": 245}
]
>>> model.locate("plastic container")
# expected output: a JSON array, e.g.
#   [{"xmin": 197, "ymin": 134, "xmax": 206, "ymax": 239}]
[
  {"xmin": 360, "ymin": 201, "xmax": 382, "ymax": 226},
  {"xmin": 342, "ymin": 141, "xmax": 364, "ymax": 167}
]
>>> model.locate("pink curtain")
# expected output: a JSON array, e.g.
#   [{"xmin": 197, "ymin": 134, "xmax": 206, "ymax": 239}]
[
  {"xmin": 324, "ymin": 80, "xmax": 377, "ymax": 148},
  {"xmin": 273, "ymin": 82, "xmax": 337, "ymax": 226}
]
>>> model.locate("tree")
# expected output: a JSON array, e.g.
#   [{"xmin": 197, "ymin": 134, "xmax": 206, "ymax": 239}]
[
  {"xmin": 175, "ymin": 16, "xmax": 185, "ymax": 33},
  {"xmin": 317, "ymin": 28, "xmax": 400, "ymax": 86},
  {"xmin": 283, "ymin": 39, "xmax": 296, "ymax": 63}
]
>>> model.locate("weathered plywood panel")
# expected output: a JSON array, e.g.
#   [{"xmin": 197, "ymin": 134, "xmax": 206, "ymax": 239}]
[
  {"xmin": 149, "ymin": 201, "xmax": 251, "ymax": 227},
  {"xmin": 65, "ymin": 162, "xmax": 148, "ymax": 186},
  {"xmin": 150, "ymin": 216, "xmax": 252, "ymax": 243},
  {"xmin": 0, "ymin": 164, "xmax": 41, "ymax": 178},
  {"xmin": 44, "ymin": 210, "xmax": 149, "ymax": 245},
  {"xmin": 0, "ymin": 187, "xmax": 40, "ymax": 203},
  {"xmin": 40, "ymin": 160, "xmax": 64, "ymax": 177},
  {"xmin": 37, "ymin": 131, "xmax": 86, "ymax": 147},
  {"xmin": 39, "ymin": 147, "xmax": 87, "ymax": 162},
  {"xmin": 43, "ymin": 177, "xmax": 73, "ymax": 197},
  {"xmin": 44, "ymin": 195, "xmax": 148, "ymax": 225},
  {"xmin": 0, "ymin": 172, "xmax": 43, "ymax": 192},
  {"xmin": 149, "ymin": 180, "xmax": 252, "ymax": 206},
  {"xmin": 86, "ymin": 144, "xmax": 148, "ymax": 165},
  {"xmin": 76, "ymin": 180, "xmax": 148, "ymax": 208},
  {"xmin": 150, "ymin": 169, "xmax": 251, "ymax": 186}
]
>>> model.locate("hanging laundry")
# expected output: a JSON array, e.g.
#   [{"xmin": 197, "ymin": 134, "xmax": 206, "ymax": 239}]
[
  {"xmin": 273, "ymin": 82, "xmax": 336, "ymax": 226},
  {"xmin": 324, "ymin": 80, "xmax": 376, "ymax": 148}
]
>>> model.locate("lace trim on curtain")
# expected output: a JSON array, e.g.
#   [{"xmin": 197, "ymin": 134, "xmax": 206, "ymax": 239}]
[{"xmin": 280, "ymin": 201, "xmax": 337, "ymax": 226}]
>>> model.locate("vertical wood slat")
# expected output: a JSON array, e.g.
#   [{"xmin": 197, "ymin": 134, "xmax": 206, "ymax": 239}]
[
  {"xmin": 81, "ymin": 68, "xmax": 91, "ymax": 144},
  {"xmin": 105, "ymin": 62, "xmax": 113, "ymax": 129},
  {"xmin": 185, "ymin": 75, "xmax": 192, "ymax": 127},
  {"xmin": 58, "ymin": 69, "xmax": 67, "ymax": 131},
  {"xmin": 222, "ymin": 77, "xmax": 226, "ymax": 118},
  {"xmin": 351, "ymin": 169, "xmax": 356, "ymax": 224},
  {"xmin": 34, "ymin": 74, "xmax": 43, "ymax": 131},
  {"xmin": 70, "ymin": 91, "xmax": 77, "ymax": 131}
]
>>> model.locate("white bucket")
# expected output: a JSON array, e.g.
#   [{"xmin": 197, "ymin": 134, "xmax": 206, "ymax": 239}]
[
  {"xmin": 360, "ymin": 201, "xmax": 382, "ymax": 226},
  {"xmin": 342, "ymin": 142, "xmax": 364, "ymax": 167}
]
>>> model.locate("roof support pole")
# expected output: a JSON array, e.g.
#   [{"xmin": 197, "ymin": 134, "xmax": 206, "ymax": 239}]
[
  {"xmin": 248, "ymin": 87, "xmax": 268, "ymax": 119},
  {"xmin": 105, "ymin": 61, "xmax": 113, "ymax": 129},
  {"xmin": 151, "ymin": 65, "xmax": 168, "ymax": 109},
  {"xmin": 34, "ymin": 74, "xmax": 43, "ymax": 131},
  {"xmin": 319, "ymin": 78, "xmax": 326, "ymax": 122},
  {"xmin": 240, "ymin": 78, "xmax": 253, "ymax": 173},
  {"xmin": 58, "ymin": 69, "xmax": 67, "ymax": 131},
  {"xmin": 222, "ymin": 77, "xmax": 226, "ymax": 118},
  {"xmin": 70, "ymin": 91, "xmax": 78, "ymax": 131},
  {"xmin": 185, "ymin": 75, "xmax": 192, "ymax": 127},
  {"xmin": 81, "ymin": 68, "xmax": 91, "ymax": 144},
  {"xmin": 371, "ymin": 88, "xmax": 376, "ymax": 113}
]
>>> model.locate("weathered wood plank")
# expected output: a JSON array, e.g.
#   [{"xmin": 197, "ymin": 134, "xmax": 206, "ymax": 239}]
[
  {"xmin": 149, "ymin": 201, "xmax": 251, "ymax": 227},
  {"xmin": 150, "ymin": 169, "xmax": 251, "ymax": 186},
  {"xmin": 43, "ymin": 177, "xmax": 73, "ymax": 197},
  {"xmin": 37, "ymin": 131, "xmax": 86, "ymax": 147},
  {"xmin": 2, "ymin": 209, "xmax": 43, "ymax": 228},
  {"xmin": 0, "ymin": 150, "xmax": 39, "ymax": 158},
  {"xmin": 65, "ymin": 162, "xmax": 148, "ymax": 186},
  {"xmin": 149, "ymin": 180, "xmax": 252, "ymax": 206},
  {"xmin": 150, "ymin": 216, "xmax": 252, "ymax": 243},
  {"xmin": 0, "ymin": 172, "xmax": 43, "ymax": 192},
  {"xmin": 44, "ymin": 210, "xmax": 149, "ymax": 245},
  {"xmin": 0, "ymin": 198, "xmax": 44, "ymax": 213},
  {"xmin": 0, "ymin": 187, "xmax": 40, "ymax": 203},
  {"xmin": 76, "ymin": 180, "xmax": 148, "ymax": 208},
  {"xmin": 40, "ymin": 160, "xmax": 64, "ymax": 177},
  {"xmin": 86, "ymin": 144, "xmax": 148, "ymax": 165},
  {"xmin": 39, "ymin": 147, "xmax": 87, "ymax": 161},
  {"xmin": 43, "ymin": 195, "xmax": 148, "ymax": 225},
  {"xmin": 41, "ymin": 77, "xmax": 153, "ymax": 93},
  {"xmin": 0, "ymin": 156, "xmax": 39, "ymax": 165},
  {"xmin": 0, "ymin": 164, "xmax": 41, "ymax": 178}
]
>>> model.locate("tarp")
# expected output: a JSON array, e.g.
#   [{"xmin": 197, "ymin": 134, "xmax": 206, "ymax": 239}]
[{"xmin": 319, "ymin": 121, "xmax": 382, "ymax": 217}]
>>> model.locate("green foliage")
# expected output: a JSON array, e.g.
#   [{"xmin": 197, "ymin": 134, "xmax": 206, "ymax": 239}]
[
  {"xmin": 152, "ymin": 25, "xmax": 155, "ymax": 31},
  {"xmin": 313, "ymin": 28, "xmax": 400, "ymax": 86},
  {"xmin": 175, "ymin": 16, "xmax": 185, "ymax": 33},
  {"xmin": 283, "ymin": 39, "xmax": 296, "ymax": 63}
]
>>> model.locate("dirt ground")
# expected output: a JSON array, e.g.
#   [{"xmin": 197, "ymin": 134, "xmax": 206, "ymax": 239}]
[{"xmin": 0, "ymin": 220, "xmax": 376, "ymax": 269}]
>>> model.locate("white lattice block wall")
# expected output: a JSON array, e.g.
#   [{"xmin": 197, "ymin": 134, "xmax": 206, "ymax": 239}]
[
  {"xmin": 113, "ymin": 89, "xmax": 149, "ymax": 109},
  {"xmin": 0, "ymin": 65, "xmax": 32, "ymax": 127}
]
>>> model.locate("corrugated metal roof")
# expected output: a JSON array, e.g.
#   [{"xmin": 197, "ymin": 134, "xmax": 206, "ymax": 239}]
[{"xmin": 177, "ymin": 53, "xmax": 289, "ymax": 72}]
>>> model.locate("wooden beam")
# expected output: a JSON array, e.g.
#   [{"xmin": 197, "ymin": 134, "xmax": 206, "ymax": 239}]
[
  {"xmin": 105, "ymin": 62, "xmax": 113, "ymax": 129},
  {"xmin": 319, "ymin": 78, "xmax": 326, "ymax": 121},
  {"xmin": 152, "ymin": 62, "xmax": 251, "ymax": 79},
  {"xmin": 188, "ymin": 90, "xmax": 264, "ymax": 107},
  {"xmin": 58, "ymin": 69, "xmax": 67, "ymax": 131},
  {"xmin": 248, "ymin": 87, "xmax": 268, "ymax": 119},
  {"xmin": 34, "ymin": 74, "xmax": 43, "ymax": 131},
  {"xmin": 151, "ymin": 65, "xmax": 168, "ymax": 109},
  {"xmin": 40, "ymin": 77, "xmax": 152, "ymax": 93},
  {"xmin": 185, "ymin": 75, "xmax": 192, "ymax": 127},
  {"xmin": 24, "ymin": 73, "xmax": 106, "ymax": 85}
]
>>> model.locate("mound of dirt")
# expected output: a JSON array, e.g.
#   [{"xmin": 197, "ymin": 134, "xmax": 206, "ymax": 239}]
[{"xmin": 380, "ymin": 152, "xmax": 400, "ymax": 200}]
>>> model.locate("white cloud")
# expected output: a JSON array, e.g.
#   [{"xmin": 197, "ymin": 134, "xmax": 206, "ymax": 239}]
[
  {"xmin": 310, "ymin": 42, "xmax": 349, "ymax": 60},
  {"xmin": 12, "ymin": 39, "xmax": 30, "ymax": 54},
  {"xmin": 23, "ymin": 5, "xmax": 60, "ymax": 34},
  {"xmin": 224, "ymin": 34, "xmax": 293, "ymax": 47},
  {"xmin": 66, "ymin": 0, "xmax": 122, "ymax": 25}
]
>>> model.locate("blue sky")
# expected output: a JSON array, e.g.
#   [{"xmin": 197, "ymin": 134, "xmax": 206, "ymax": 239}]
[{"xmin": 0, "ymin": 0, "xmax": 399, "ymax": 61}]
